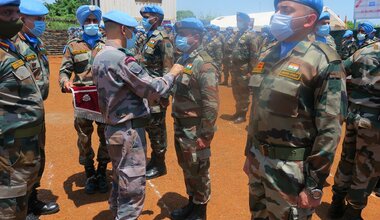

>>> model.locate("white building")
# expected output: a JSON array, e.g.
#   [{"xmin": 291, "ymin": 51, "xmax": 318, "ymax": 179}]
[{"xmin": 91, "ymin": 0, "xmax": 177, "ymax": 21}]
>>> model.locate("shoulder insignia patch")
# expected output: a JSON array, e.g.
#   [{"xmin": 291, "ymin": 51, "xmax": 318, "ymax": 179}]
[
  {"xmin": 279, "ymin": 63, "xmax": 301, "ymax": 80},
  {"xmin": 26, "ymin": 54, "xmax": 37, "ymax": 61},
  {"xmin": 11, "ymin": 59, "xmax": 25, "ymax": 70},
  {"xmin": 72, "ymin": 50, "xmax": 88, "ymax": 55},
  {"xmin": 183, "ymin": 63, "xmax": 193, "ymax": 74},
  {"xmin": 252, "ymin": 62, "xmax": 265, "ymax": 74},
  {"xmin": 147, "ymin": 39, "xmax": 157, "ymax": 48}
]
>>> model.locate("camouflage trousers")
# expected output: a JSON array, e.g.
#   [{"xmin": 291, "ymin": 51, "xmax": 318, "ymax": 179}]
[
  {"xmin": 222, "ymin": 59, "xmax": 231, "ymax": 83},
  {"xmin": 34, "ymin": 123, "xmax": 46, "ymax": 189},
  {"xmin": 231, "ymin": 71, "xmax": 250, "ymax": 116},
  {"xmin": 145, "ymin": 111, "xmax": 167, "ymax": 158},
  {"xmin": 0, "ymin": 131, "xmax": 41, "ymax": 220},
  {"xmin": 105, "ymin": 122, "xmax": 146, "ymax": 220},
  {"xmin": 332, "ymin": 111, "xmax": 380, "ymax": 209},
  {"xmin": 174, "ymin": 122, "xmax": 211, "ymax": 204},
  {"xmin": 247, "ymin": 147, "xmax": 313, "ymax": 220},
  {"xmin": 74, "ymin": 117, "xmax": 109, "ymax": 166}
]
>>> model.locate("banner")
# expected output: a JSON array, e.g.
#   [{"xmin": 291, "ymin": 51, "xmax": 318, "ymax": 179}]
[
  {"xmin": 354, "ymin": 0, "xmax": 380, "ymax": 19},
  {"xmin": 70, "ymin": 86, "xmax": 105, "ymax": 123}
]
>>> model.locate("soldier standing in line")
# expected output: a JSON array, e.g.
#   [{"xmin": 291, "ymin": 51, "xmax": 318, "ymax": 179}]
[
  {"xmin": 340, "ymin": 30, "xmax": 358, "ymax": 60},
  {"xmin": 227, "ymin": 12, "xmax": 261, "ymax": 124},
  {"xmin": 139, "ymin": 5, "xmax": 174, "ymax": 179},
  {"xmin": 356, "ymin": 22, "xmax": 375, "ymax": 49},
  {"xmin": 13, "ymin": 0, "xmax": 59, "ymax": 215},
  {"xmin": 328, "ymin": 27, "xmax": 380, "ymax": 220},
  {"xmin": 220, "ymin": 26, "xmax": 234, "ymax": 86},
  {"xmin": 0, "ymin": 0, "xmax": 44, "ymax": 219},
  {"xmin": 243, "ymin": 0, "xmax": 347, "ymax": 219},
  {"xmin": 314, "ymin": 11, "xmax": 337, "ymax": 49},
  {"xmin": 59, "ymin": 5, "xmax": 110, "ymax": 194},
  {"xmin": 170, "ymin": 18, "xmax": 219, "ymax": 220},
  {"xmin": 92, "ymin": 10, "xmax": 182, "ymax": 219},
  {"xmin": 205, "ymin": 25, "xmax": 223, "ymax": 82}
]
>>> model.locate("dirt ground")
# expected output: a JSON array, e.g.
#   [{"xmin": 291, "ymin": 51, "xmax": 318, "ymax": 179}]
[{"xmin": 37, "ymin": 56, "xmax": 380, "ymax": 220}]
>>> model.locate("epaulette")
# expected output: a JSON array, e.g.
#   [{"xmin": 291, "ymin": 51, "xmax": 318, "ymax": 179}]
[{"xmin": 312, "ymin": 41, "xmax": 341, "ymax": 63}]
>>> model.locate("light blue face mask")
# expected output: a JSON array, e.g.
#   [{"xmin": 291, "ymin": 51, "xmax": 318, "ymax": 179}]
[
  {"xmin": 142, "ymin": 17, "xmax": 153, "ymax": 32},
  {"xmin": 83, "ymin": 24, "xmax": 99, "ymax": 36},
  {"xmin": 316, "ymin": 24, "xmax": 330, "ymax": 37},
  {"xmin": 175, "ymin": 35, "xmax": 191, "ymax": 52},
  {"xmin": 30, "ymin": 21, "xmax": 46, "ymax": 37},
  {"xmin": 270, "ymin": 13, "xmax": 308, "ymax": 42},
  {"xmin": 126, "ymin": 28, "xmax": 137, "ymax": 50},
  {"xmin": 357, "ymin": 33, "xmax": 366, "ymax": 41}
]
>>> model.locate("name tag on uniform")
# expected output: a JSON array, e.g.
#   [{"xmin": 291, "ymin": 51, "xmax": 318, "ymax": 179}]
[
  {"xmin": 72, "ymin": 50, "xmax": 87, "ymax": 55},
  {"xmin": 11, "ymin": 59, "xmax": 25, "ymax": 70},
  {"xmin": 252, "ymin": 62, "xmax": 265, "ymax": 74},
  {"xmin": 183, "ymin": 63, "xmax": 193, "ymax": 74},
  {"xmin": 147, "ymin": 39, "xmax": 157, "ymax": 48},
  {"xmin": 279, "ymin": 63, "xmax": 301, "ymax": 81},
  {"xmin": 26, "ymin": 54, "xmax": 37, "ymax": 61}
]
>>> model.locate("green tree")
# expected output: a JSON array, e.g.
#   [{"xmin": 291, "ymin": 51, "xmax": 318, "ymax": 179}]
[
  {"xmin": 46, "ymin": 0, "xmax": 90, "ymax": 19},
  {"xmin": 346, "ymin": 21, "xmax": 355, "ymax": 30},
  {"xmin": 176, "ymin": 10, "xmax": 195, "ymax": 20}
]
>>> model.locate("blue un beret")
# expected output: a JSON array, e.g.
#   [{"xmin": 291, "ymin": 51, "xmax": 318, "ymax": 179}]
[
  {"xmin": 358, "ymin": 21, "xmax": 374, "ymax": 35},
  {"xmin": 274, "ymin": 0, "xmax": 323, "ymax": 15},
  {"xmin": 237, "ymin": 12, "xmax": 250, "ymax": 23},
  {"xmin": 211, "ymin": 25, "xmax": 220, "ymax": 31},
  {"xmin": 0, "ymin": 0, "xmax": 20, "ymax": 6},
  {"xmin": 342, "ymin": 30, "xmax": 353, "ymax": 38},
  {"xmin": 174, "ymin": 18, "xmax": 205, "ymax": 33},
  {"xmin": 20, "ymin": 0, "xmax": 48, "ymax": 16},
  {"xmin": 103, "ymin": 10, "xmax": 138, "ymax": 28},
  {"xmin": 319, "ymin": 11, "xmax": 330, "ymax": 21},
  {"xmin": 140, "ymin": 5, "xmax": 164, "ymax": 16},
  {"xmin": 76, "ymin": 5, "xmax": 102, "ymax": 26}
]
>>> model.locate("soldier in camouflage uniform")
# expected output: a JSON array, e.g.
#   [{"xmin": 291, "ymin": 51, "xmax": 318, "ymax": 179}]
[
  {"xmin": 243, "ymin": 1, "xmax": 347, "ymax": 219},
  {"xmin": 164, "ymin": 23, "xmax": 175, "ymax": 44},
  {"xmin": 356, "ymin": 22, "xmax": 375, "ymax": 49},
  {"xmin": 205, "ymin": 25, "xmax": 223, "ymax": 82},
  {"xmin": 220, "ymin": 27, "xmax": 234, "ymax": 86},
  {"xmin": 340, "ymin": 30, "xmax": 358, "ymax": 60},
  {"xmin": 139, "ymin": 5, "xmax": 174, "ymax": 179},
  {"xmin": 260, "ymin": 25, "xmax": 277, "ymax": 54},
  {"xmin": 170, "ymin": 18, "xmax": 219, "ymax": 220},
  {"xmin": 314, "ymin": 11, "xmax": 337, "ymax": 49},
  {"xmin": 92, "ymin": 10, "xmax": 183, "ymax": 219},
  {"xmin": 328, "ymin": 32, "xmax": 380, "ymax": 220},
  {"xmin": 227, "ymin": 12, "xmax": 261, "ymax": 124},
  {"xmin": 59, "ymin": 5, "xmax": 110, "ymax": 194},
  {"xmin": 0, "ymin": 0, "xmax": 44, "ymax": 219},
  {"xmin": 12, "ymin": 0, "xmax": 59, "ymax": 215}
]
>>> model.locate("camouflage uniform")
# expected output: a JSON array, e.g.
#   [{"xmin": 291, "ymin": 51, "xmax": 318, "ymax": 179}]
[
  {"xmin": 92, "ymin": 43, "xmax": 176, "ymax": 219},
  {"xmin": 246, "ymin": 40, "xmax": 347, "ymax": 219},
  {"xmin": 326, "ymin": 35, "xmax": 337, "ymax": 50},
  {"xmin": 0, "ymin": 39, "xmax": 43, "ymax": 219},
  {"xmin": 205, "ymin": 34, "xmax": 223, "ymax": 81},
  {"xmin": 59, "ymin": 38, "xmax": 109, "ymax": 167},
  {"xmin": 331, "ymin": 41, "xmax": 380, "ymax": 212},
  {"xmin": 172, "ymin": 47, "xmax": 219, "ymax": 204},
  {"xmin": 13, "ymin": 31, "xmax": 49, "ymax": 190},
  {"xmin": 340, "ymin": 38, "xmax": 358, "ymax": 60},
  {"xmin": 139, "ymin": 29, "xmax": 174, "ymax": 167},
  {"xmin": 222, "ymin": 31, "xmax": 234, "ymax": 84},
  {"xmin": 229, "ymin": 30, "xmax": 260, "ymax": 119}
]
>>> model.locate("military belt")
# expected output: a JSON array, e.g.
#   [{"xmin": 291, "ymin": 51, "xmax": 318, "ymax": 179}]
[
  {"xmin": 175, "ymin": 117, "xmax": 201, "ymax": 127},
  {"xmin": 350, "ymin": 103, "xmax": 380, "ymax": 115},
  {"xmin": 253, "ymin": 140, "xmax": 311, "ymax": 161},
  {"xmin": 0, "ymin": 123, "xmax": 43, "ymax": 139}
]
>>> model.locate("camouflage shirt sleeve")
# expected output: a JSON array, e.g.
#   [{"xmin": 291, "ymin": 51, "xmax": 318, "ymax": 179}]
[
  {"xmin": 160, "ymin": 37, "xmax": 174, "ymax": 74},
  {"xmin": 306, "ymin": 60, "xmax": 347, "ymax": 189},
  {"xmin": 117, "ymin": 56, "xmax": 175, "ymax": 104},
  {"xmin": 59, "ymin": 43, "xmax": 74, "ymax": 89},
  {"xmin": 195, "ymin": 61, "xmax": 220, "ymax": 140}
]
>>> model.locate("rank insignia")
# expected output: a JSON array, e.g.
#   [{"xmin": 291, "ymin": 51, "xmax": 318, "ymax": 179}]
[
  {"xmin": 26, "ymin": 54, "xmax": 37, "ymax": 61},
  {"xmin": 252, "ymin": 62, "xmax": 265, "ymax": 74},
  {"xmin": 11, "ymin": 59, "xmax": 25, "ymax": 70}
]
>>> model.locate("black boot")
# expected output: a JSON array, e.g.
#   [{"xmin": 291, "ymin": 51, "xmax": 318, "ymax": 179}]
[
  {"xmin": 171, "ymin": 196, "xmax": 194, "ymax": 220},
  {"xmin": 96, "ymin": 162, "xmax": 109, "ymax": 193},
  {"xmin": 233, "ymin": 112, "xmax": 246, "ymax": 124},
  {"xmin": 84, "ymin": 164, "xmax": 97, "ymax": 194},
  {"xmin": 373, "ymin": 180, "xmax": 380, "ymax": 197},
  {"xmin": 327, "ymin": 194, "xmax": 346, "ymax": 219},
  {"xmin": 186, "ymin": 203, "xmax": 207, "ymax": 220},
  {"xmin": 146, "ymin": 153, "xmax": 167, "ymax": 180},
  {"xmin": 28, "ymin": 188, "xmax": 59, "ymax": 215},
  {"xmin": 342, "ymin": 204, "xmax": 363, "ymax": 220}
]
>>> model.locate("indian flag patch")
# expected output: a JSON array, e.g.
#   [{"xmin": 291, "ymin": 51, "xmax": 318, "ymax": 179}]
[
  {"xmin": 183, "ymin": 63, "xmax": 193, "ymax": 74},
  {"xmin": 286, "ymin": 63, "xmax": 300, "ymax": 72},
  {"xmin": 147, "ymin": 39, "xmax": 156, "ymax": 48}
]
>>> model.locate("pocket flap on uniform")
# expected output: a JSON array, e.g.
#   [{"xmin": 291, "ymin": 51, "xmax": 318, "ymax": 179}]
[
  {"xmin": 267, "ymin": 77, "xmax": 300, "ymax": 117},
  {"xmin": 124, "ymin": 166, "xmax": 145, "ymax": 177},
  {"xmin": 249, "ymin": 74, "xmax": 264, "ymax": 88},
  {"xmin": 13, "ymin": 66, "xmax": 31, "ymax": 81}
]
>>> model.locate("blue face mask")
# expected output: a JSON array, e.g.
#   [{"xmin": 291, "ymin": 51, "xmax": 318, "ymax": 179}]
[
  {"xmin": 175, "ymin": 35, "xmax": 191, "ymax": 53},
  {"xmin": 316, "ymin": 24, "xmax": 330, "ymax": 37},
  {"xmin": 270, "ymin": 13, "xmax": 308, "ymax": 42},
  {"xmin": 30, "ymin": 21, "xmax": 46, "ymax": 37},
  {"xmin": 357, "ymin": 33, "xmax": 366, "ymax": 41},
  {"xmin": 83, "ymin": 24, "xmax": 99, "ymax": 36},
  {"xmin": 142, "ymin": 17, "xmax": 153, "ymax": 32},
  {"xmin": 126, "ymin": 29, "xmax": 137, "ymax": 50}
]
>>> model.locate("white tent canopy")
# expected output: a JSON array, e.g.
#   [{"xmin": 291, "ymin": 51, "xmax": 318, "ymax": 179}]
[{"xmin": 210, "ymin": 6, "xmax": 346, "ymax": 31}]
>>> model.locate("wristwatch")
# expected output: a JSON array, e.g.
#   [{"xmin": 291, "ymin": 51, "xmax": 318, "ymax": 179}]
[{"xmin": 307, "ymin": 188, "xmax": 323, "ymax": 200}]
